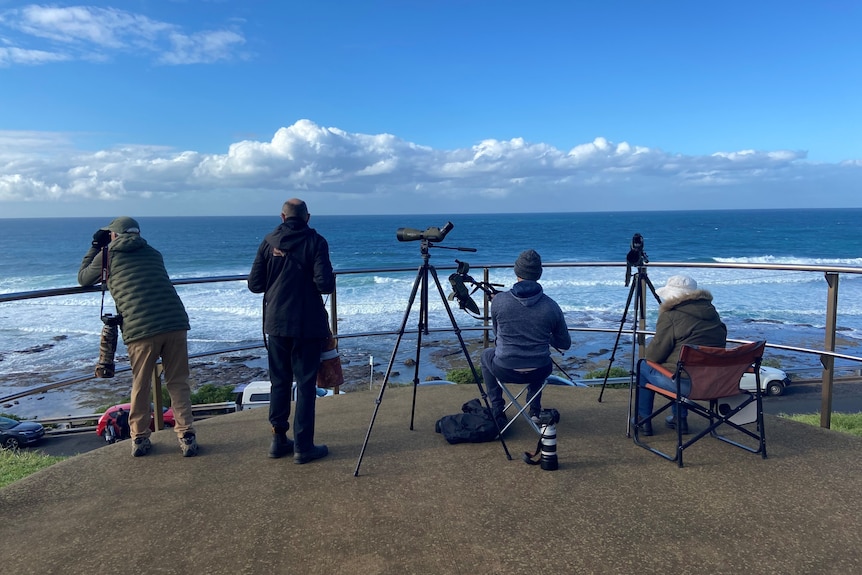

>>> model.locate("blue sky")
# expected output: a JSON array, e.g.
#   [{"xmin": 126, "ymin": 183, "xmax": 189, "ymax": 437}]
[{"xmin": 1, "ymin": 1, "xmax": 860, "ymax": 218}]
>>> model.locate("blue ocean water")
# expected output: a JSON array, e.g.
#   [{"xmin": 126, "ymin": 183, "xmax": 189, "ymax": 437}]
[{"xmin": 1, "ymin": 209, "xmax": 861, "ymax": 387}]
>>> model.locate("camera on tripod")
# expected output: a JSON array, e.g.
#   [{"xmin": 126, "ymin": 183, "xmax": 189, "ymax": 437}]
[
  {"xmin": 625, "ymin": 233, "xmax": 648, "ymax": 287},
  {"xmin": 95, "ymin": 313, "xmax": 122, "ymax": 378},
  {"xmin": 448, "ymin": 259, "xmax": 502, "ymax": 316},
  {"xmin": 396, "ymin": 221, "xmax": 454, "ymax": 243}
]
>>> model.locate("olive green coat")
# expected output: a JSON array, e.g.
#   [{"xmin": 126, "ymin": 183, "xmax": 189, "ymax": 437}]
[
  {"xmin": 78, "ymin": 234, "xmax": 189, "ymax": 344},
  {"xmin": 645, "ymin": 289, "xmax": 727, "ymax": 371}
]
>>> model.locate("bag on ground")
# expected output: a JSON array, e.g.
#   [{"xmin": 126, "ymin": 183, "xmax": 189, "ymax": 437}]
[{"xmin": 435, "ymin": 398, "xmax": 498, "ymax": 444}]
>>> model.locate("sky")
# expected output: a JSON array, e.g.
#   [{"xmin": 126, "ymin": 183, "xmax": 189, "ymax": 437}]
[{"xmin": 0, "ymin": 0, "xmax": 860, "ymax": 218}]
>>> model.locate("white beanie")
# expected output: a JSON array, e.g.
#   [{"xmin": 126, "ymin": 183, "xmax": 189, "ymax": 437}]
[{"xmin": 656, "ymin": 275, "xmax": 698, "ymax": 301}]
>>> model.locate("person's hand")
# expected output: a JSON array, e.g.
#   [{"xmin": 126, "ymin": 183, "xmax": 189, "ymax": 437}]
[{"xmin": 92, "ymin": 229, "xmax": 111, "ymax": 248}]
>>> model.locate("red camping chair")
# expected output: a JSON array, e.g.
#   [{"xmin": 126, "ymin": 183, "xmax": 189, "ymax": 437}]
[{"xmin": 633, "ymin": 340, "xmax": 768, "ymax": 467}]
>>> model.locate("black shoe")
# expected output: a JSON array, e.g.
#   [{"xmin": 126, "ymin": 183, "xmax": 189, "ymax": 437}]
[
  {"xmin": 294, "ymin": 444, "xmax": 328, "ymax": 464},
  {"xmin": 665, "ymin": 415, "xmax": 690, "ymax": 434},
  {"xmin": 269, "ymin": 432, "xmax": 294, "ymax": 459},
  {"xmin": 493, "ymin": 412, "xmax": 508, "ymax": 430},
  {"xmin": 631, "ymin": 417, "xmax": 653, "ymax": 436}
]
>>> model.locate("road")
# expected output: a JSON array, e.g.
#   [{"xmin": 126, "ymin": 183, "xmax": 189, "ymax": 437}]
[
  {"xmin": 22, "ymin": 380, "xmax": 862, "ymax": 458},
  {"xmin": 24, "ymin": 429, "xmax": 113, "ymax": 457},
  {"xmin": 761, "ymin": 379, "xmax": 862, "ymax": 416}
]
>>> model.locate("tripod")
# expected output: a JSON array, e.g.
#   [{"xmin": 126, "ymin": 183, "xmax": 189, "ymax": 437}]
[
  {"xmin": 353, "ymin": 239, "xmax": 512, "ymax": 476},
  {"xmin": 597, "ymin": 250, "xmax": 661, "ymax": 436}
]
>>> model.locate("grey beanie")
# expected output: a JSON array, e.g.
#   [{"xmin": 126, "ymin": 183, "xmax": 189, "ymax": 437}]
[{"xmin": 514, "ymin": 249, "xmax": 543, "ymax": 281}]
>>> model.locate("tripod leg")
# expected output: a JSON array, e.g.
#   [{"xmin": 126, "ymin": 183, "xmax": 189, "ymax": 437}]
[
  {"xmin": 626, "ymin": 278, "xmax": 643, "ymax": 437},
  {"xmin": 354, "ymin": 265, "xmax": 424, "ymax": 477},
  {"xmin": 641, "ymin": 271, "xmax": 662, "ymax": 305},
  {"xmin": 409, "ymin": 264, "xmax": 430, "ymax": 430},
  {"xmin": 598, "ymin": 278, "xmax": 638, "ymax": 402},
  {"xmin": 428, "ymin": 266, "xmax": 512, "ymax": 460}
]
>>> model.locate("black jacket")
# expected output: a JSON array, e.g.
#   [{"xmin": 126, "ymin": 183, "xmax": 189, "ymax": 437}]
[{"xmin": 248, "ymin": 217, "xmax": 335, "ymax": 338}]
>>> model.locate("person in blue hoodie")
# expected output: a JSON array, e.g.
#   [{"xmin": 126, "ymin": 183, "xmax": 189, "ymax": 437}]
[{"xmin": 481, "ymin": 249, "xmax": 572, "ymax": 427}]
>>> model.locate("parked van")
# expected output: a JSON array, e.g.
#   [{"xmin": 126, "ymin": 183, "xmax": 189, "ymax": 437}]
[
  {"xmin": 234, "ymin": 381, "xmax": 339, "ymax": 411},
  {"xmin": 237, "ymin": 380, "xmax": 272, "ymax": 411}
]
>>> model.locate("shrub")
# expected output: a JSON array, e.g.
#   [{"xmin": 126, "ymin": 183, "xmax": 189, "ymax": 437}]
[
  {"xmin": 584, "ymin": 366, "xmax": 630, "ymax": 379},
  {"xmin": 191, "ymin": 384, "xmax": 237, "ymax": 404},
  {"xmin": 446, "ymin": 368, "xmax": 482, "ymax": 385}
]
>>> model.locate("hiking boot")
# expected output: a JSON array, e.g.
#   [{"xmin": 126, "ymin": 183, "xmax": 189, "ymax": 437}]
[
  {"xmin": 269, "ymin": 431, "xmax": 294, "ymax": 459},
  {"xmin": 631, "ymin": 418, "xmax": 653, "ymax": 436},
  {"xmin": 132, "ymin": 437, "xmax": 151, "ymax": 457},
  {"xmin": 294, "ymin": 444, "xmax": 328, "ymax": 465},
  {"xmin": 665, "ymin": 415, "xmax": 689, "ymax": 435},
  {"xmin": 179, "ymin": 432, "xmax": 198, "ymax": 457}
]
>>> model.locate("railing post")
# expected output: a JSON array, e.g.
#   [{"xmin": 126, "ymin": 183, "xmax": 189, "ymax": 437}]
[
  {"xmin": 330, "ymin": 282, "xmax": 339, "ymax": 395},
  {"xmin": 820, "ymin": 272, "xmax": 839, "ymax": 429},
  {"xmin": 482, "ymin": 267, "xmax": 491, "ymax": 349},
  {"xmin": 330, "ymin": 281, "xmax": 338, "ymax": 336},
  {"xmin": 152, "ymin": 364, "xmax": 165, "ymax": 430}
]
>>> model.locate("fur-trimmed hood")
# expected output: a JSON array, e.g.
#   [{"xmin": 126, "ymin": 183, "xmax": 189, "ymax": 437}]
[{"xmin": 658, "ymin": 289, "xmax": 716, "ymax": 315}]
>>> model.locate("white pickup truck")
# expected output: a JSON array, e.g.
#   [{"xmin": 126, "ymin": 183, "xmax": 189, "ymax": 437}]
[{"xmin": 739, "ymin": 366, "xmax": 792, "ymax": 396}]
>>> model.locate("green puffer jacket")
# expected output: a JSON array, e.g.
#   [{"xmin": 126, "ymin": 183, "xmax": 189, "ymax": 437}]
[
  {"xmin": 78, "ymin": 234, "xmax": 190, "ymax": 344},
  {"xmin": 645, "ymin": 289, "xmax": 727, "ymax": 371}
]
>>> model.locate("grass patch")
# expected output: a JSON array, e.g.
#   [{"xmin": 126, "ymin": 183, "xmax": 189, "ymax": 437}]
[
  {"xmin": 0, "ymin": 449, "xmax": 66, "ymax": 489},
  {"xmin": 781, "ymin": 412, "xmax": 862, "ymax": 437}
]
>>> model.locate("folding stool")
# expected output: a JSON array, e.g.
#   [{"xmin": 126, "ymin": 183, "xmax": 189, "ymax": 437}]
[{"xmin": 498, "ymin": 374, "xmax": 582, "ymax": 435}]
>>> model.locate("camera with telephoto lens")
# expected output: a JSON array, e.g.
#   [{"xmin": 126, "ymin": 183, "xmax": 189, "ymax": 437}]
[
  {"xmin": 625, "ymin": 233, "xmax": 648, "ymax": 286},
  {"xmin": 447, "ymin": 259, "xmax": 503, "ymax": 317},
  {"xmin": 95, "ymin": 313, "xmax": 122, "ymax": 378},
  {"xmin": 523, "ymin": 408, "xmax": 561, "ymax": 470},
  {"xmin": 536, "ymin": 408, "xmax": 560, "ymax": 426}
]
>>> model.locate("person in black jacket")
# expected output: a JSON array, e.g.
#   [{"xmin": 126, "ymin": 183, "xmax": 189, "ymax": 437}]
[{"xmin": 248, "ymin": 199, "xmax": 335, "ymax": 464}]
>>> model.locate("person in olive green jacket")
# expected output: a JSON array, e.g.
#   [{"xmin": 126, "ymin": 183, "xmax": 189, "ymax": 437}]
[
  {"xmin": 78, "ymin": 216, "xmax": 198, "ymax": 458},
  {"xmin": 634, "ymin": 274, "xmax": 727, "ymax": 436}
]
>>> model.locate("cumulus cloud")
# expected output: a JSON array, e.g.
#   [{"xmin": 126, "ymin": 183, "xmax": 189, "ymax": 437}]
[
  {"xmin": 0, "ymin": 4, "xmax": 245, "ymax": 65},
  {"xmin": 1, "ymin": 119, "xmax": 857, "ymax": 214}
]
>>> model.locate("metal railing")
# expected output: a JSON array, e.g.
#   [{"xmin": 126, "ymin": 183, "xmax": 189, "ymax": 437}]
[
  {"xmin": 2, "ymin": 261, "xmax": 861, "ymax": 429},
  {"xmin": 37, "ymin": 402, "xmax": 239, "ymax": 435}
]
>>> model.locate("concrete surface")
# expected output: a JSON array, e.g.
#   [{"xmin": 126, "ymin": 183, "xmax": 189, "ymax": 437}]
[{"xmin": 2, "ymin": 384, "xmax": 862, "ymax": 575}]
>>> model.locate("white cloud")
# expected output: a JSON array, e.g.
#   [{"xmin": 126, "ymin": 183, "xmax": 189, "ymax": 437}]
[
  {"xmin": 0, "ymin": 4, "xmax": 245, "ymax": 66},
  {"xmin": 0, "ymin": 45, "xmax": 70, "ymax": 65},
  {"xmin": 1, "ymin": 120, "xmax": 858, "ymax": 215}
]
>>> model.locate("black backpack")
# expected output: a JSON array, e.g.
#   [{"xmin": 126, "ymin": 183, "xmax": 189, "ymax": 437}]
[{"xmin": 435, "ymin": 399, "xmax": 498, "ymax": 444}]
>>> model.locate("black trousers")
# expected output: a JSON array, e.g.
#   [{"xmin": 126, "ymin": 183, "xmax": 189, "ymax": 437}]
[
  {"xmin": 480, "ymin": 347, "xmax": 552, "ymax": 416},
  {"xmin": 267, "ymin": 335, "xmax": 323, "ymax": 451}
]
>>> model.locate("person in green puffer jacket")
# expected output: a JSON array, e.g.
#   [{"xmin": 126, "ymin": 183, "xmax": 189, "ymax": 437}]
[{"xmin": 78, "ymin": 216, "xmax": 198, "ymax": 458}]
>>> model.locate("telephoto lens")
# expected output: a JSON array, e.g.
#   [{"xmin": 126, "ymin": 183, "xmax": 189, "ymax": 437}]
[{"xmin": 95, "ymin": 314, "xmax": 121, "ymax": 378}]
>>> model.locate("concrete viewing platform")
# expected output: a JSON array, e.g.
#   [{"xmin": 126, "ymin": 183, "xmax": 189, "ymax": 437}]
[{"xmin": 2, "ymin": 384, "xmax": 862, "ymax": 574}]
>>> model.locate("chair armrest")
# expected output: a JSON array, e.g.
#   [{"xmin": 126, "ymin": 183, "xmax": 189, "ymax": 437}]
[{"xmin": 644, "ymin": 360, "xmax": 674, "ymax": 379}]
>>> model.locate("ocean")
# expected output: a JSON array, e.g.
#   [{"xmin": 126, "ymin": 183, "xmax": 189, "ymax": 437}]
[{"xmin": 2, "ymin": 208, "xmax": 862, "ymax": 409}]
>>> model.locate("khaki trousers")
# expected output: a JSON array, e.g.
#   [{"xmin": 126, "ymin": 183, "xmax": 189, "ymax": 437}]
[{"xmin": 126, "ymin": 330, "xmax": 195, "ymax": 440}]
